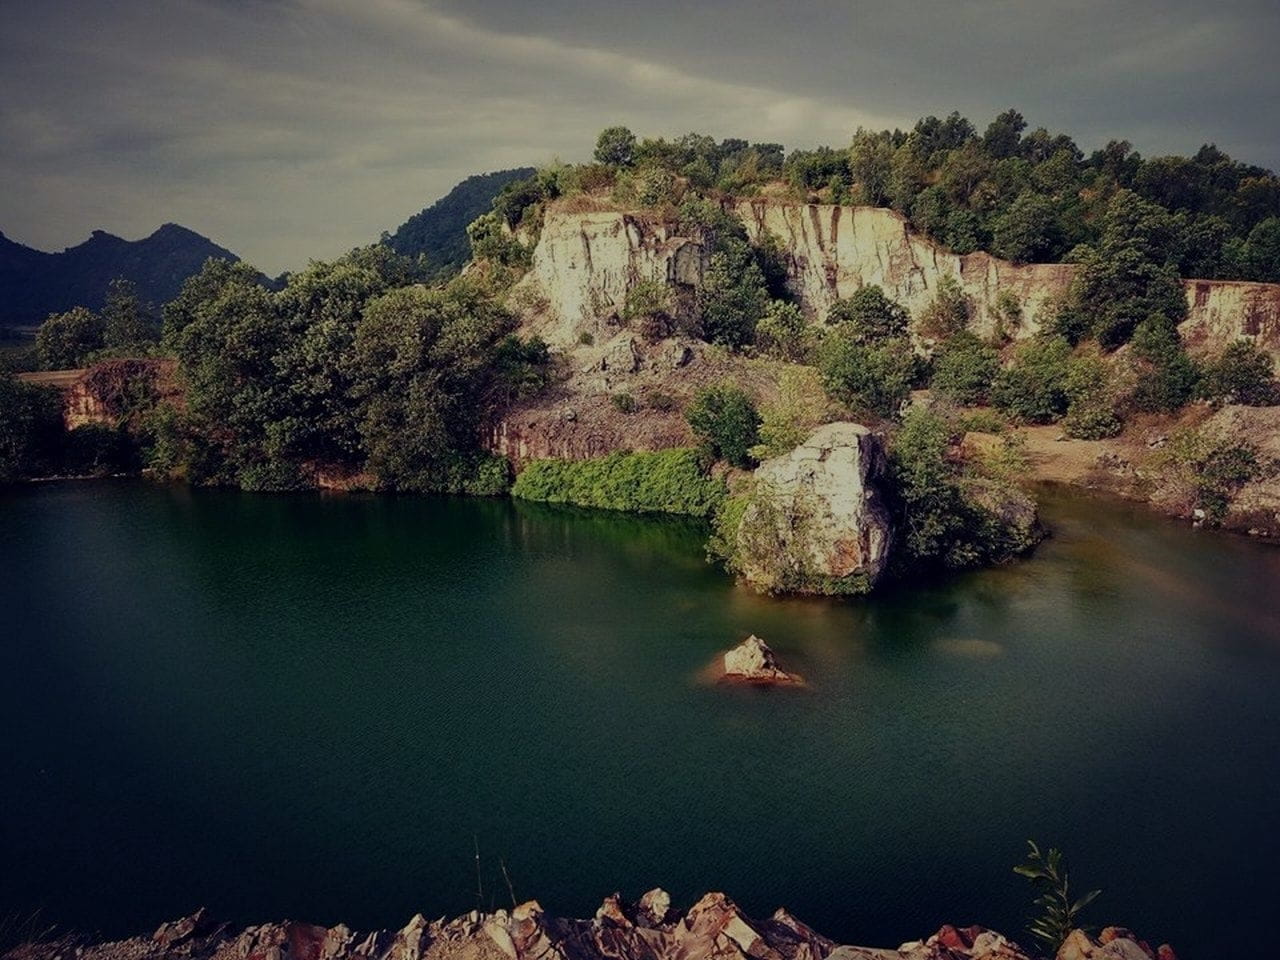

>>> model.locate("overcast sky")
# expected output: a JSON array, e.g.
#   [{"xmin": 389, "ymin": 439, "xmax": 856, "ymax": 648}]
[{"xmin": 3, "ymin": 0, "xmax": 1277, "ymax": 274}]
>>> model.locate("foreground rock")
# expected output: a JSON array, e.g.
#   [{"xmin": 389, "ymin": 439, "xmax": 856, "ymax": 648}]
[
  {"xmin": 3, "ymin": 892, "xmax": 1178, "ymax": 960},
  {"xmin": 721, "ymin": 423, "xmax": 893, "ymax": 596},
  {"xmin": 717, "ymin": 635, "xmax": 805, "ymax": 686}
]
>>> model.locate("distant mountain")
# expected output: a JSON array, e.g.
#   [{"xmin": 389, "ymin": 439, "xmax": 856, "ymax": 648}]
[
  {"xmin": 382, "ymin": 167, "xmax": 535, "ymax": 275},
  {"xmin": 0, "ymin": 224, "xmax": 241, "ymax": 327}
]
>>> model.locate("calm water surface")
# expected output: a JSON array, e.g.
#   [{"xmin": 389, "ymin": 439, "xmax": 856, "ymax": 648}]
[{"xmin": 2, "ymin": 482, "xmax": 1278, "ymax": 959}]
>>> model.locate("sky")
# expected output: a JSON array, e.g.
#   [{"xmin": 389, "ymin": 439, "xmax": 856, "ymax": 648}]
[{"xmin": 2, "ymin": 0, "xmax": 1278, "ymax": 275}]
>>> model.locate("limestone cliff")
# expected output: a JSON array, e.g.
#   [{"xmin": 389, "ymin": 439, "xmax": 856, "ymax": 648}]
[
  {"xmin": 513, "ymin": 202, "xmax": 1280, "ymax": 358},
  {"xmin": 3, "ymin": 892, "xmax": 1178, "ymax": 960}
]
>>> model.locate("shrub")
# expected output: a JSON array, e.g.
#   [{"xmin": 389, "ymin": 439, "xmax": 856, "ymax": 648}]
[
  {"xmin": 611, "ymin": 392, "xmax": 638, "ymax": 414},
  {"xmin": 1128, "ymin": 314, "xmax": 1199, "ymax": 413},
  {"xmin": 819, "ymin": 332, "xmax": 914, "ymax": 418},
  {"xmin": 1062, "ymin": 347, "xmax": 1123, "ymax": 439},
  {"xmin": 36, "ymin": 306, "xmax": 105, "ymax": 369},
  {"xmin": 750, "ymin": 368, "xmax": 826, "ymax": 460},
  {"xmin": 887, "ymin": 407, "xmax": 1041, "ymax": 570},
  {"xmin": 1161, "ymin": 429, "xmax": 1261, "ymax": 521},
  {"xmin": 622, "ymin": 280, "xmax": 675, "ymax": 342},
  {"xmin": 826, "ymin": 285, "xmax": 909, "ymax": 343},
  {"xmin": 931, "ymin": 331, "xmax": 999, "ymax": 405},
  {"xmin": 0, "ymin": 374, "xmax": 64, "ymax": 481},
  {"xmin": 992, "ymin": 336, "xmax": 1072, "ymax": 422},
  {"xmin": 641, "ymin": 387, "xmax": 678, "ymax": 412},
  {"xmin": 511, "ymin": 448, "xmax": 726, "ymax": 517},
  {"xmin": 1198, "ymin": 339, "xmax": 1277, "ymax": 405},
  {"xmin": 754, "ymin": 300, "xmax": 811, "ymax": 361},
  {"xmin": 685, "ymin": 384, "xmax": 761, "ymax": 469},
  {"xmin": 1014, "ymin": 842, "xmax": 1101, "ymax": 955},
  {"xmin": 917, "ymin": 275, "xmax": 971, "ymax": 340}
]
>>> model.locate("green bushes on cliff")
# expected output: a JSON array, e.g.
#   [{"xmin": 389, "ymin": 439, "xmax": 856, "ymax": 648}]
[
  {"xmin": 0, "ymin": 374, "xmax": 64, "ymax": 482},
  {"xmin": 511, "ymin": 449, "xmax": 726, "ymax": 517},
  {"xmin": 685, "ymin": 384, "xmax": 761, "ymax": 469}
]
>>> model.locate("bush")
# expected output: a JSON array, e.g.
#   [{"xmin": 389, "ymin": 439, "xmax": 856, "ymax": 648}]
[
  {"xmin": 931, "ymin": 331, "xmax": 999, "ymax": 405},
  {"xmin": 1128, "ymin": 314, "xmax": 1199, "ymax": 413},
  {"xmin": 992, "ymin": 336, "xmax": 1072, "ymax": 422},
  {"xmin": 594, "ymin": 126, "xmax": 637, "ymax": 167},
  {"xmin": 917, "ymin": 275, "xmax": 971, "ymax": 340},
  {"xmin": 622, "ymin": 280, "xmax": 674, "ymax": 342},
  {"xmin": 1199, "ymin": 339, "xmax": 1276, "ymax": 405},
  {"xmin": 826, "ymin": 285, "xmax": 909, "ymax": 343},
  {"xmin": 511, "ymin": 448, "xmax": 726, "ymax": 517},
  {"xmin": 1161, "ymin": 429, "xmax": 1261, "ymax": 521},
  {"xmin": 750, "ymin": 368, "xmax": 826, "ymax": 460},
  {"xmin": 0, "ymin": 374, "xmax": 64, "ymax": 481},
  {"xmin": 685, "ymin": 384, "xmax": 761, "ymax": 468},
  {"xmin": 36, "ymin": 306, "xmax": 106, "ymax": 369},
  {"xmin": 887, "ymin": 407, "xmax": 1041, "ymax": 570},
  {"xmin": 754, "ymin": 300, "xmax": 811, "ymax": 361},
  {"xmin": 611, "ymin": 392, "xmax": 638, "ymax": 414},
  {"xmin": 819, "ymin": 332, "xmax": 914, "ymax": 418},
  {"xmin": 1062, "ymin": 347, "xmax": 1122, "ymax": 439}
]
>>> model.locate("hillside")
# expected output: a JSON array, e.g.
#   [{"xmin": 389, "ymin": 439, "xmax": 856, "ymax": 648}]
[
  {"xmin": 0, "ymin": 224, "xmax": 241, "ymax": 327},
  {"xmin": 381, "ymin": 167, "xmax": 535, "ymax": 275}
]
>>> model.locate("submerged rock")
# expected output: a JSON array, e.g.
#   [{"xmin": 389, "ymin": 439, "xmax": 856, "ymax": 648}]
[{"xmin": 718, "ymin": 635, "xmax": 805, "ymax": 686}]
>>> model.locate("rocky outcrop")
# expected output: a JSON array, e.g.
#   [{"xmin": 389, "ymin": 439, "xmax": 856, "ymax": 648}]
[
  {"xmin": 516, "ymin": 203, "xmax": 1280, "ymax": 360},
  {"xmin": 3, "ymin": 894, "xmax": 1177, "ymax": 960},
  {"xmin": 725, "ymin": 423, "xmax": 892, "ymax": 595},
  {"xmin": 18, "ymin": 358, "xmax": 180, "ymax": 430},
  {"xmin": 717, "ymin": 635, "xmax": 805, "ymax": 686}
]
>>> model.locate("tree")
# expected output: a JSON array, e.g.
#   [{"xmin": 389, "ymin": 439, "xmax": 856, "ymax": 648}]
[
  {"xmin": 1063, "ymin": 347, "xmax": 1122, "ymax": 438},
  {"xmin": 992, "ymin": 336, "xmax": 1072, "ymax": 422},
  {"xmin": 685, "ymin": 384, "xmax": 761, "ymax": 469},
  {"xmin": 1198, "ymin": 339, "xmax": 1276, "ymax": 405},
  {"xmin": 754, "ymin": 300, "xmax": 811, "ymax": 361},
  {"xmin": 931, "ymin": 332, "xmax": 999, "ymax": 405},
  {"xmin": 819, "ymin": 331, "xmax": 914, "ymax": 418},
  {"xmin": 917, "ymin": 275, "xmax": 971, "ymax": 341},
  {"xmin": 594, "ymin": 126, "xmax": 637, "ymax": 167},
  {"xmin": 982, "ymin": 109, "xmax": 1027, "ymax": 160},
  {"xmin": 1128, "ymin": 314, "xmax": 1199, "ymax": 413},
  {"xmin": 848, "ymin": 128, "xmax": 895, "ymax": 206},
  {"xmin": 991, "ymin": 191, "xmax": 1063, "ymax": 263},
  {"xmin": 36, "ymin": 306, "xmax": 105, "ymax": 369},
  {"xmin": 826, "ymin": 285, "xmax": 909, "ymax": 343},
  {"xmin": 1233, "ymin": 217, "xmax": 1280, "ymax": 281},
  {"xmin": 0, "ymin": 374, "xmax": 64, "ymax": 481},
  {"xmin": 101, "ymin": 278, "xmax": 156, "ymax": 350}
]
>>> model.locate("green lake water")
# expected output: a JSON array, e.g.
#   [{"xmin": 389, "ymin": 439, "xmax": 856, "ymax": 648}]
[{"xmin": 2, "ymin": 482, "xmax": 1278, "ymax": 959}]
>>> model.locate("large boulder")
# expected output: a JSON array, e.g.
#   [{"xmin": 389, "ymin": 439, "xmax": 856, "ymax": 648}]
[
  {"xmin": 718, "ymin": 635, "xmax": 804, "ymax": 686},
  {"xmin": 720, "ymin": 423, "xmax": 892, "ymax": 595}
]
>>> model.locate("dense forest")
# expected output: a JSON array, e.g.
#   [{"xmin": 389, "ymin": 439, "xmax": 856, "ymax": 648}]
[{"xmin": 3, "ymin": 109, "xmax": 1278, "ymax": 568}]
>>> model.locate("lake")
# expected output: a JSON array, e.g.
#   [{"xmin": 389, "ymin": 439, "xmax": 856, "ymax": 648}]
[{"xmin": 2, "ymin": 481, "xmax": 1278, "ymax": 959}]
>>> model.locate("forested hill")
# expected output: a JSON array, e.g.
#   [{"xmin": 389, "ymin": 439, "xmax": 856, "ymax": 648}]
[
  {"xmin": 0, "ymin": 224, "xmax": 241, "ymax": 327},
  {"xmin": 381, "ymin": 167, "xmax": 535, "ymax": 276}
]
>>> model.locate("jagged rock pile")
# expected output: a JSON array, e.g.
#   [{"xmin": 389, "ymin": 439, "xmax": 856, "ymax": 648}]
[{"xmin": 3, "ymin": 891, "xmax": 1177, "ymax": 960}]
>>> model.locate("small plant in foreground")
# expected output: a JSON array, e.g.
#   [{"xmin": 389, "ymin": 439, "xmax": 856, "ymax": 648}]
[{"xmin": 1014, "ymin": 841, "xmax": 1101, "ymax": 955}]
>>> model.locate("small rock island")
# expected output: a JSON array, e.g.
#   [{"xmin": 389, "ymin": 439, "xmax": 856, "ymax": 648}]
[{"xmin": 716, "ymin": 635, "xmax": 805, "ymax": 687}]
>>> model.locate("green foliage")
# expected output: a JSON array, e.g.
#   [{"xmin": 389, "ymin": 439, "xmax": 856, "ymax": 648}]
[
  {"xmin": 1071, "ymin": 191, "xmax": 1188, "ymax": 348},
  {"xmin": 1198, "ymin": 339, "xmax": 1277, "ymax": 405},
  {"xmin": 36, "ymin": 306, "xmax": 105, "ymax": 369},
  {"xmin": 1063, "ymin": 347, "xmax": 1122, "ymax": 439},
  {"xmin": 99, "ymin": 278, "xmax": 159, "ymax": 351},
  {"xmin": 991, "ymin": 191, "xmax": 1064, "ymax": 262},
  {"xmin": 1014, "ymin": 842, "xmax": 1101, "ymax": 955},
  {"xmin": 887, "ymin": 407, "xmax": 1041, "ymax": 570},
  {"xmin": 917, "ymin": 275, "xmax": 971, "ymax": 341},
  {"xmin": 754, "ymin": 300, "xmax": 811, "ymax": 361},
  {"xmin": 819, "ymin": 331, "xmax": 914, "ymax": 418},
  {"xmin": 750, "ymin": 368, "xmax": 826, "ymax": 460},
  {"xmin": 930, "ymin": 331, "xmax": 999, "ymax": 405},
  {"xmin": 594, "ymin": 126, "xmax": 638, "ymax": 167},
  {"xmin": 685, "ymin": 384, "xmax": 761, "ymax": 468},
  {"xmin": 611, "ymin": 392, "xmax": 638, "ymax": 414},
  {"xmin": 466, "ymin": 213, "xmax": 531, "ymax": 269},
  {"xmin": 827, "ymin": 285, "xmax": 909, "ymax": 343},
  {"xmin": 992, "ymin": 337, "xmax": 1072, "ymax": 422},
  {"xmin": 692, "ymin": 208, "xmax": 772, "ymax": 348},
  {"xmin": 0, "ymin": 374, "xmax": 64, "ymax": 482},
  {"xmin": 512, "ymin": 448, "xmax": 725, "ymax": 517},
  {"xmin": 1162, "ymin": 429, "xmax": 1262, "ymax": 521},
  {"xmin": 1128, "ymin": 314, "xmax": 1199, "ymax": 413},
  {"xmin": 1229, "ymin": 217, "xmax": 1280, "ymax": 282}
]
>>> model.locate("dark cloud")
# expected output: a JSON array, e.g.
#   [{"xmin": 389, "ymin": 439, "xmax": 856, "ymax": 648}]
[{"xmin": 2, "ymin": 0, "xmax": 1276, "ymax": 273}]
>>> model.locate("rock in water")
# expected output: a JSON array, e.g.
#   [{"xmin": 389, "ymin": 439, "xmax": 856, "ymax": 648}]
[
  {"xmin": 722, "ymin": 422, "xmax": 892, "ymax": 595},
  {"xmin": 719, "ymin": 635, "xmax": 804, "ymax": 686}
]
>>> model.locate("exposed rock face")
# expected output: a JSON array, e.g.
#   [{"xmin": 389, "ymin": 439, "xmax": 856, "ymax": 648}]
[
  {"xmin": 734, "ymin": 201, "xmax": 1075, "ymax": 338},
  {"xmin": 18, "ymin": 358, "xmax": 180, "ymax": 431},
  {"xmin": 514, "ymin": 211, "xmax": 706, "ymax": 347},
  {"xmin": 3, "ymin": 894, "xmax": 1178, "ymax": 960},
  {"xmin": 718, "ymin": 635, "xmax": 805, "ymax": 686},
  {"xmin": 730, "ymin": 423, "xmax": 893, "ymax": 595},
  {"xmin": 517, "ymin": 203, "xmax": 1280, "ymax": 360}
]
